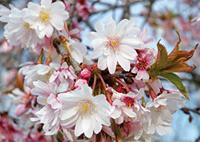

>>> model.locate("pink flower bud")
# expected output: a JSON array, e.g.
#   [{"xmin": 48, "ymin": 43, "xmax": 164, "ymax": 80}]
[{"xmin": 80, "ymin": 68, "xmax": 91, "ymax": 79}]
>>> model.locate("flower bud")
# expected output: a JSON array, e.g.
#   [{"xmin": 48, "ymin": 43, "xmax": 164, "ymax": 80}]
[{"xmin": 80, "ymin": 68, "xmax": 91, "ymax": 79}]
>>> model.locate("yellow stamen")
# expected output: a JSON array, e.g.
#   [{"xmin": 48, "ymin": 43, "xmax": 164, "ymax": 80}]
[
  {"xmin": 107, "ymin": 38, "xmax": 120, "ymax": 49},
  {"xmin": 79, "ymin": 101, "xmax": 94, "ymax": 114},
  {"xmin": 39, "ymin": 10, "xmax": 50, "ymax": 23}
]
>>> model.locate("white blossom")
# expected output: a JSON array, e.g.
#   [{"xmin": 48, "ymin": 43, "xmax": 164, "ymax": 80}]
[
  {"xmin": 25, "ymin": 0, "xmax": 69, "ymax": 38},
  {"xmin": 58, "ymin": 84, "xmax": 112, "ymax": 138},
  {"xmin": 31, "ymin": 81, "xmax": 66, "ymax": 135},
  {"xmin": 111, "ymin": 90, "xmax": 138, "ymax": 124},
  {"xmin": 0, "ymin": 5, "xmax": 41, "ymax": 48},
  {"xmin": 89, "ymin": 17, "xmax": 143, "ymax": 74}
]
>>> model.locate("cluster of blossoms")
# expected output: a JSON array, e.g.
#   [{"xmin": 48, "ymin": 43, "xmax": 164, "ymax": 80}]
[{"xmin": 0, "ymin": 0, "xmax": 196, "ymax": 142}]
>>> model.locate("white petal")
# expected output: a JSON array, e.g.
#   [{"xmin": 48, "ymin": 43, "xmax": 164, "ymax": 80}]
[
  {"xmin": 61, "ymin": 113, "xmax": 78, "ymax": 127},
  {"xmin": 37, "ymin": 96, "xmax": 47, "ymax": 105},
  {"xmin": 58, "ymin": 92, "xmax": 81, "ymax": 104},
  {"xmin": 111, "ymin": 108, "xmax": 121, "ymax": 119},
  {"xmin": 0, "ymin": 5, "xmax": 10, "ymax": 22},
  {"xmin": 107, "ymin": 53, "xmax": 117, "ymax": 74},
  {"xmin": 94, "ymin": 21, "xmax": 104, "ymax": 33},
  {"xmin": 116, "ymin": 116, "xmax": 124, "ymax": 124},
  {"xmin": 96, "ymin": 111, "xmax": 110, "ymax": 126},
  {"xmin": 91, "ymin": 48, "xmax": 104, "ymax": 59},
  {"xmin": 71, "ymin": 49, "xmax": 83, "ymax": 63},
  {"xmin": 131, "ymin": 67, "xmax": 138, "ymax": 73},
  {"xmin": 136, "ymin": 70, "xmax": 149, "ymax": 80},
  {"xmin": 49, "ymin": 73, "xmax": 58, "ymax": 83},
  {"xmin": 50, "ymin": 15, "xmax": 65, "ymax": 30},
  {"xmin": 116, "ymin": 54, "xmax": 130, "ymax": 72},
  {"xmin": 41, "ymin": 0, "xmax": 52, "ymax": 7},
  {"xmin": 93, "ymin": 115, "xmax": 102, "ymax": 134},
  {"xmin": 122, "ymin": 107, "xmax": 136, "ymax": 118},
  {"xmin": 37, "ymin": 64, "xmax": 50, "ymax": 75},
  {"xmin": 88, "ymin": 32, "xmax": 104, "ymax": 40},
  {"xmin": 60, "ymin": 106, "xmax": 78, "ymax": 120},
  {"xmin": 119, "ymin": 45, "xmax": 137, "ymax": 60},
  {"xmin": 27, "ymin": 2, "xmax": 41, "ymax": 14},
  {"xmin": 81, "ymin": 84, "xmax": 93, "ymax": 98},
  {"xmin": 97, "ymin": 56, "xmax": 107, "ymax": 70},
  {"xmin": 104, "ymin": 17, "xmax": 117, "ymax": 36},
  {"xmin": 90, "ymin": 38, "xmax": 107, "ymax": 49},
  {"xmin": 156, "ymin": 124, "xmax": 172, "ymax": 135},
  {"xmin": 121, "ymin": 38, "xmax": 143, "ymax": 47},
  {"xmin": 75, "ymin": 117, "xmax": 84, "ymax": 137},
  {"xmin": 57, "ymin": 82, "xmax": 69, "ymax": 93},
  {"xmin": 70, "ymin": 41, "xmax": 86, "ymax": 63},
  {"xmin": 44, "ymin": 24, "xmax": 54, "ymax": 37},
  {"xmin": 82, "ymin": 116, "xmax": 93, "ymax": 138},
  {"xmin": 116, "ymin": 19, "xmax": 129, "ymax": 37}
]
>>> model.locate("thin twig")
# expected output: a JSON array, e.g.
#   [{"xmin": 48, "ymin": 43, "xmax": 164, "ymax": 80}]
[
  {"xmin": 115, "ymin": 78, "xmax": 130, "ymax": 92},
  {"xmin": 92, "ymin": 74, "xmax": 97, "ymax": 94}
]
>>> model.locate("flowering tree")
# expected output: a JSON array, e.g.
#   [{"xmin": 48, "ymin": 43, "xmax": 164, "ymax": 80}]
[{"xmin": 0, "ymin": 0, "xmax": 199, "ymax": 142}]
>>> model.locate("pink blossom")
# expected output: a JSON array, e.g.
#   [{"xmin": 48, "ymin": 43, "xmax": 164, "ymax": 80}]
[
  {"xmin": 148, "ymin": 79, "xmax": 162, "ymax": 95},
  {"xmin": 76, "ymin": 0, "xmax": 93, "ymax": 20},
  {"xmin": 110, "ymin": 90, "xmax": 140, "ymax": 124},
  {"xmin": 132, "ymin": 49, "xmax": 154, "ymax": 80},
  {"xmin": 13, "ymin": 87, "xmax": 33, "ymax": 116},
  {"xmin": 49, "ymin": 62, "xmax": 77, "ymax": 85}
]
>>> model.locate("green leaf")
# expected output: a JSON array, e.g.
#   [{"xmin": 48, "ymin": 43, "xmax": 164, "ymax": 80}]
[{"xmin": 160, "ymin": 72, "xmax": 189, "ymax": 99}]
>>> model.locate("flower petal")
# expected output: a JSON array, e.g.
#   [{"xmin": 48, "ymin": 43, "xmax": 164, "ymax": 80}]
[
  {"xmin": 116, "ymin": 54, "xmax": 130, "ymax": 72},
  {"xmin": 107, "ymin": 52, "xmax": 117, "ymax": 74}
]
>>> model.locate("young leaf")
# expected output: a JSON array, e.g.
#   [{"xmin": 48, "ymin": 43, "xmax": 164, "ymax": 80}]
[
  {"xmin": 160, "ymin": 72, "xmax": 189, "ymax": 99},
  {"xmin": 155, "ymin": 41, "xmax": 168, "ymax": 69},
  {"xmin": 149, "ymin": 32, "xmax": 196, "ymax": 78}
]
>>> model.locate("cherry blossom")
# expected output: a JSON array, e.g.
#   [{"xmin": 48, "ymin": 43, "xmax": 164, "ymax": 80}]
[
  {"xmin": 132, "ymin": 49, "xmax": 155, "ymax": 80},
  {"xmin": 58, "ymin": 84, "xmax": 112, "ymax": 138},
  {"xmin": 31, "ymin": 81, "xmax": 65, "ymax": 135},
  {"xmin": 146, "ymin": 92, "xmax": 185, "ymax": 136},
  {"xmin": 24, "ymin": 0, "xmax": 69, "ymax": 38},
  {"xmin": 20, "ymin": 64, "xmax": 51, "ymax": 87},
  {"xmin": 0, "ymin": 5, "xmax": 41, "ymax": 48},
  {"xmin": 111, "ymin": 90, "xmax": 138, "ymax": 124},
  {"xmin": 89, "ymin": 17, "xmax": 143, "ymax": 74}
]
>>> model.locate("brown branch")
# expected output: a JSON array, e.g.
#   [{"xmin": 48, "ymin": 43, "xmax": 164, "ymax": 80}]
[{"xmin": 181, "ymin": 107, "xmax": 200, "ymax": 115}]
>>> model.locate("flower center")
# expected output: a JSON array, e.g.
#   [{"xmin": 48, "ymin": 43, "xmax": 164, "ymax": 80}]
[
  {"xmin": 107, "ymin": 38, "xmax": 120, "ymax": 49},
  {"xmin": 39, "ymin": 10, "xmax": 50, "ymax": 23},
  {"xmin": 136, "ymin": 58, "xmax": 149, "ymax": 70},
  {"xmin": 23, "ymin": 22, "xmax": 30, "ymax": 29},
  {"xmin": 122, "ymin": 96, "xmax": 135, "ymax": 107},
  {"xmin": 79, "ymin": 100, "xmax": 94, "ymax": 114}
]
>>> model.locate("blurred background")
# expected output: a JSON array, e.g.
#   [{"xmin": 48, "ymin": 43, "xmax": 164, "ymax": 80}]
[{"xmin": 0, "ymin": 0, "xmax": 200, "ymax": 142}]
